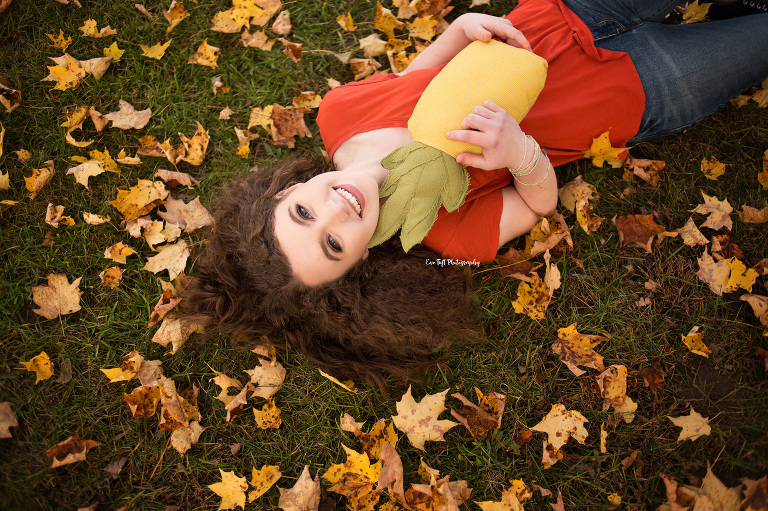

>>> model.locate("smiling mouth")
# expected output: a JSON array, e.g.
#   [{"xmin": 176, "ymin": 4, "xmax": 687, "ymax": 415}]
[{"xmin": 334, "ymin": 185, "xmax": 364, "ymax": 218}]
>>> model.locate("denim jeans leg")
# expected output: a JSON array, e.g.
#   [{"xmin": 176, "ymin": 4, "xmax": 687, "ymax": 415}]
[
  {"xmin": 594, "ymin": 14, "xmax": 768, "ymax": 143},
  {"xmin": 562, "ymin": 0, "xmax": 684, "ymax": 39}
]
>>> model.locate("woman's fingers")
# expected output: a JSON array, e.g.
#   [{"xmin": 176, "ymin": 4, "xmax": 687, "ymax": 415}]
[{"xmin": 445, "ymin": 128, "xmax": 487, "ymax": 147}]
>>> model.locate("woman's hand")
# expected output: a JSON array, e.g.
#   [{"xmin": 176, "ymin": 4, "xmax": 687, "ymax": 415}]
[
  {"xmin": 445, "ymin": 101, "xmax": 526, "ymax": 170},
  {"xmin": 458, "ymin": 13, "xmax": 532, "ymax": 52}
]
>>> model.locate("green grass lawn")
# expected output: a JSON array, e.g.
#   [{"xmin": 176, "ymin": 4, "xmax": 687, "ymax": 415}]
[{"xmin": 1, "ymin": 0, "xmax": 766, "ymax": 510}]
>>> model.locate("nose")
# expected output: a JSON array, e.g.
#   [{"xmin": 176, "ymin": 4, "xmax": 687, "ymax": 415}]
[{"xmin": 324, "ymin": 195, "xmax": 349, "ymax": 223}]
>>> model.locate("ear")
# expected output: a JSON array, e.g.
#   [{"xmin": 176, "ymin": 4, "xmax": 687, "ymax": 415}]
[
  {"xmin": 362, "ymin": 248, "xmax": 369, "ymax": 261},
  {"xmin": 274, "ymin": 183, "xmax": 300, "ymax": 200}
]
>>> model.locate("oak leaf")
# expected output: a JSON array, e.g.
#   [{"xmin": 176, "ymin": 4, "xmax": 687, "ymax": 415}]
[
  {"xmin": 32, "ymin": 274, "xmax": 82, "ymax": 319},
  {"xmin": 254, "ymin": 398, "xmax": 281, "ymax": 429},
  {"xmin": 278, "ymin": 465, "xmax": 321, "ymax": 511},
  {"xmin": 0, "ymin": 402, "xmax": 18, "ymax": 439},
  {"xmin": 209, "ymin": 469, "xmax": 248, "ymax": 510},
  {"xmin": 45, "ymin": 434, "xmax": 102, "ymax": 468},
  {"xmin": 552, "ymin": 322, "xmax": 607, "ymax": 376},
  {"xmin": 531, "ymin": 403, "xmax": 588, "ymax": 451},
  {"xmin": 152, "ymin": 312, "xmax": 204, "ymax": 353},
  {"xmin": 583, "ymin": 130, "xmax": 628, "ymax": 168},
  {"xmin": 249, "ymin": 465, "xmax": 282, "ymax": 501},
  {"xmin": 701, "ymin": 157, "xmax": 727, "ymax": 180},
  {"xmin": 140, "ymin": 40, "xmax": 172, "ymax": 59},
  {"xmin": 103, "ymin": 100, "xmax": 152, "ymax": 130},
  {"xmin": 21, "ymin": 351, "xmax": 55, "ymax": 383},
  {"xmin": 104, "ymin": 242, "xmax": 136, "ymax": 264},
  {"xmin": 667, "ymin": 406, "xmax": 711, "ymax": 441},
  {"xmin": 691, "ymin": 191, "xmax": 733, "ymax": 231},
  {"xmin": 391, "ymin": 386, "xmax": 458, "ymax": 451}
]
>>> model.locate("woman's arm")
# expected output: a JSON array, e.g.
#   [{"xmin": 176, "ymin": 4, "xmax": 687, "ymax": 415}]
[
  {"xmin": 445, "ymin": 101, "xmax": 558, "ymax": 218},
  {"xmin": 400, "ymin": 13, "xmax": 532, "ymax": 75}
]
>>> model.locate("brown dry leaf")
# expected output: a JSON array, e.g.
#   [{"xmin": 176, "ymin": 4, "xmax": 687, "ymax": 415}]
[
  {"xmin": 612, "ymin": 214, "xmax": 668, "ymax": 252},
  {"xmin": 225, "ymin": 382, "xmax": 255, "ymax": 422},
  {"xmin": 558, "ymin": 175, "xmax": 602, "ymax": 233},
  {"xmin": 244, "ymin": 357, "xmax": 286, "ymax": 399},
  {"xmin": 641, "ymin": 363, "xmax": 665, "ymax": 392},
  {"xmin": 348, "ymin": 57, "xmax": 382, "ymax": 80},
  {"xmin": 323, "ymin": 443, "xmax": 382, "ymax": 499},
  {"xmin": 739, "ymin": 204, "xmax": 768, "ymax": 224},
  {"xmin": 677, "ymin": 217, "xmax": 709, "ymax": 246},
  {"xmin": 99, "ymin": 267, "xmax": 123, "ymax": 287},
  {"xmin": 531, "ymin": 403, "xmax": 589, "ymax": 452},
  {"xmin": 148, "ymin": 289, "xmax": 182, "ymax": 327},
  {"xmin": 691, "ymin": 191, "xmax": 733, "ymax": 231},
  {"xmin": 46, "ymin": 434, "xmax": 101, "ymax": 468},
  {"xmin": 279, "ymin": 37, "xmax": 302, "ymax": 63},
  {"xmin": 157, "ymin": 196, "xmax": 213, "ymax": 233},
  {"xmin": 359, "ymin": 34, "xmax": 387, "ymax": 58},
  {"xmin": 152, "ymin": 313, "xmax": 205, "ymax": 353},
  {"xmin": 153, "ymin": 168, "xmax": 199, "ymax": 190},
  {"xmin": 32, "ymin": 274, "xmax": 82, "ymax": 319},
  {"xmin": 212, "ymin": 76, "xmax": 231, "ymax": 95},
  {"xmin": 189, "ymin": 39, "xmax": 220, "ymax": 68},
  {"xmin": 624, "ymin": 155, "xmax": 665, "ymax": 187},
  {"xmin": 391, "ymin": 386, "xmax": 458, "ymax": 451},
  {"xmin": 337, "ymin": 12, "xmax": 356, "ymax": 31},
  {"xmin": 241, "ymin": 29, "xmax": 276, "ymax": 50},
  {"xmin": 696, "ymin": 247, "xmax": 731, "ymax": 295},
  {"xmin": 667, "ymin": 406, "xmax": 711, "ymax": 441},
  {"xmin": 357, "ymin": 420, "xmax": 398, "ymax": 460},
  {"xmin": 21, "ymin": 351, "xmax": 55, "ymax": 383},
  {"xmin": 270, "ymin": 104, "xmax": 310, "ymax": 148},
  {"xmin": 278, "ymin": 465, "xmax": 321, "ymax": 511},
  {"xmin": 104, "ymin": 242, "xmax": 136, "ymax": 264},
  {"xmin": 495, "ymin": 247, "xmax": 540, "ymax": 281},
  {"xmin": 682, "ymin": 326, "xmax": 712, "ymax": 357},
  {"xmin": 209, "ymin": 469, "xmax": 248, "ymax": 511},
  {"xmin": 45, "ymin": 204, "xmax": 73, "ymax": 228},
  {"xmin": 24, "ymin": 160, "xmax": 55, "ymax": 198},
  {"xmin": 595, "ymin": 365, "xmax": 628, "ymax": 410},
  {"xmin": 124, "ymin": 385, "xmax": 162, "ymax": 418},
  {"xmin": 249, "ymin": 465, "xmax": 282, "ymax": 502},
  {"xmin": 511, "ymin": 275, "xmax": 551, "ymax": 320},
  {"xmin": 140, "ymin": 40, "xmax": 172, "ymax": 59},
  {"xmin": 271, "ymin": 9, "xmax": 291, "ymax": 35},
  {"xmin": 450, "ymin": 389, "xmax": 505, "ymax": 440},
  {"xmin": 741, "ymin": 476, "xmax": 768, "ymax": 511},
  {"xmin": 527, "ymin": 214, "xmax": 574, "ymax": 258},
  {"xmin": 552, "ymin": 322, "xmax": 607, "ymax": 376},
  {"xmin": 103, "ymin": 100, "xmax": 152, "ymax": 130},
  {"xmin": 0, "ymin": 80, "xmax": 21, "ymax": 113},
  {"xmin": 109, "ymin": 179, "xmax": 169, "ymax": 221},
  {"xmin": 701, "ymin": 157, "xmax": 727, "ymax": 180},
  {"xmin": 375, "ymin": 1, "xmax": 405, "ymax": 39},
  {"xmin": 164, "ymin": 0, "xmax": 189, "ymax": 33},
  {"xmin": 220, "ymin": 107, "xmax": 234, "ymax": 120},
  {"xmin": 376, "ymin": 443, "xmax": 405, "ymax": 502},
  {"xmin": 78, "ymin": 19, "xmax": 117, "ymax": 38},
  {"xmin": 476, "ymin": 480, "xmax": 533, "ymax": 511},
  {"xmin": 0, "ymin": 402, "xmax": 19, "ymax": 439},
  {"xmin": 583, "ymin": 130, "xmax": 628, "ymax": 168},
  {"xmin": 254, "ymin": 398, "xmax": 281, "ymax": 429},
  {"xmin": 740, "ymin": 294, "xmax": 768, "ymax": 336},
  {"xmin": 170, "ymin": 421, "xmax": 204, "ymax": 455},
  {"xmin": 758, "ymin": 149, "xmax": 768, "ymax": 190}
]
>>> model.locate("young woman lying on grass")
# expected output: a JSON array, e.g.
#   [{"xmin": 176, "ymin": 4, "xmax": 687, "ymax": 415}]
[{"xmin": 183, "ymin": 0, "xmax": 768, "ymax": 389}]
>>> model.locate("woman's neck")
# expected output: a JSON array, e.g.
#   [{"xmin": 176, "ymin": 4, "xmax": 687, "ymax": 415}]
[{"xmin": 332, "ymin": 127, "xmax": 414, "ymax": 187}]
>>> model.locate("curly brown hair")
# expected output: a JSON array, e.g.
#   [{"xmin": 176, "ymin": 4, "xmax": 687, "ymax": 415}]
[{"xmin": 181, "ymin": 158, "xmax": 482, "ymax": 390}]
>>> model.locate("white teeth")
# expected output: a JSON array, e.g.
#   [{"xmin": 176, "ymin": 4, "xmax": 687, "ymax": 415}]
[{"xmin": 336, "ymin": 187, "xmax": 361, "ymax": 216}]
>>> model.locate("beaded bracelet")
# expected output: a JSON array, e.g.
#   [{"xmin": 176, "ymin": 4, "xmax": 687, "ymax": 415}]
[
  {"xmin": 514, "ymin": 162, "xmax": 551, "ymax": 186},
  {"xmin": 508, "ymin": 135, "xmax": 540, "ymax": 177}
]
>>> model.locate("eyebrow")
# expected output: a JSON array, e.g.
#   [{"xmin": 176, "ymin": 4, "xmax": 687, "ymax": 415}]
[{"xmin": 288, "ymin": 206, "xmax": 341, "ymax": 262}]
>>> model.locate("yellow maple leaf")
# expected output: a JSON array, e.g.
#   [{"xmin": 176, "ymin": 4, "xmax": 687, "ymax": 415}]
[
  {"xmin": 143, "ymin": 239, "xmax": 190, "ymax": 280},
  {"xmin": 108, "ymin": 179, "xmax": 169, "ymax": 221},
  {"xmin": 189, "ymin": 39, "xmax": 220, "ymax": 68},
  {"xmin": 323, "ymin": 444, "xmax": 382, "ymax": 497},
  {"xmin": 583, "ymin": 130, "xmax": 628, "ymax": 168},
  {"xmin": 407, "ymin": 16, "xmax": 438, "ymax": 41},
  {"xmin": 336, "ymin": 12, "xmax": 356, "ymax": 31},
  {"xmin": 511, "ymin": 275, "xmax": 550, "ymax": 320},
  {"xmin": 249, "ymin": 465, "xmax": 281, "ymax": 502},
  {"xmin": 682, "ymin": 0, "xmax": 711, "ymax": 23},
  {"xmin": 552, "ymin": 323, "xmax": 607, "ymax": 376},
  {"xmin": 253, "ymin": 398, "xmax": 281, "ymax": 429},
  {"xmin": 179, "ymin": 122, "xmax": 210, "ymax": 165},
  {"xmin": 681, "ymin": 326, "xmax": 711, "ymax": 357},
  {"xmin": 248, "ymin": 105, "xmax": 273, "ymax": 131},
  {"xmin": 391, "ymin": 386, "xmax": 457, "ymax": 451},
  {"xmin": 43, "ymin": 54, "xmax": 86, "ymax": 90},
  {"xmin": 725, "ymin": 258, "xmax": 757, "ymax": 293},
  {"xmin": 31, "ymin": 274, "xmax": 82, "ymax": 320},
  {"xmin": 15, "ymin": 149, "xmax": 31, "ymax": 162},
  {"xmin": 46, "ymin": 30, "xmax": 72, "ymax": 51},
  {"xmin": 531, "ymin": 403, "xmax": 589, "ymax": 451},
  {"xmin": 67, "ymin": 160, "xmax": 104, "ymax": 188},
  {"xmin": 375, "ymin": 1, "xmax": 405, "ymax": 40},
  {"xmin": 100, "ymin": 351, "xmax": 144, "ymax": 382},
  {"xmin": 103, "ymin": 42, "xmax": 125, "ymax": 61},
  {"xmin": 140, "ymin": 40, "xmax": 172, "ymax": 59},
  {"xmin": 759, "ymin": 150, "xmax": 768, "ymax": 190},
  {"xmin": 99, "ymin": 267, "xmax": 124, "ymax": 287},
  {"xmin": 104, "ymin": 242, "xmax": 136, "ymax": 264},
  {"xmin": 209, "ymin": 469, "xmax": 248, "ymax": 510},
  {"xmin": 667, "ymin": 406, "xmax": 710, "ymax": 441},
  {"xmin": 78, "ymin": 19, "xmax": 117, "ymax": 38},
  {"xmin": 476, "ymin": 479, "xmax": 533, "ymax": 511},
  {"xmin": 359, "ymin": 34, "xmax": 387, "ymax": 58},
  {"xmin": 596, "ymin": 364, "xmax": 628, "ymax": 409},
  {"xmin": 701, "ymin": 156, "xmax": 726, "ymax": 180},
  {"xmin": 24, "ymin": 160, "xmax": 55, "ymax": 198},
  {"xmin": 21, "ymin": 351, "xmax": 55, "ymax": 383},
  {"xmin": 164, "ymin": 0, "xmax": 189, "ymax": 33}
]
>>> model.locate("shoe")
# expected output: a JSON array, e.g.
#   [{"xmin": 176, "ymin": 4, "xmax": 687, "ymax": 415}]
[{"xmin": 707, "ymin": 0, "xmax": 768, "ymax": 19}]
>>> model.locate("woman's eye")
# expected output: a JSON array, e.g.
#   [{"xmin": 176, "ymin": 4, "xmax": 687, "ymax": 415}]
[
  {"xmin": 328, "ymin": 235, "xmax": 342, "ymax": 252},
  {"xmin": 296, "ymin": 205, "xmax": 311, "ymax": 219}
]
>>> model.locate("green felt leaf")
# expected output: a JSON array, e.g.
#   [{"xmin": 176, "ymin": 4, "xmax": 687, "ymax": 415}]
[{"xmin": 368, "ymin": 142, "xmax": 469, "ymax": 252}]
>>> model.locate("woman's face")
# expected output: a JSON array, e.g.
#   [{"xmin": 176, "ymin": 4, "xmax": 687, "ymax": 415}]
[{"xmin": 273, "ymin": 169, "xmax": 381, "ymax": 286}]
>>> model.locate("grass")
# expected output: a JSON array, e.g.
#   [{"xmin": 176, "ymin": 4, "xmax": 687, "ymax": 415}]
[{"xmin": 1, "ymin": 0, "xmax": 767, "ymax": 510}]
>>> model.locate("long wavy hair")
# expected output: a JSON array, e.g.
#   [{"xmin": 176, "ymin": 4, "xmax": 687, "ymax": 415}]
[{"xmin": 181, "ymin": 158, "xmax": 482, "ymax": 389}]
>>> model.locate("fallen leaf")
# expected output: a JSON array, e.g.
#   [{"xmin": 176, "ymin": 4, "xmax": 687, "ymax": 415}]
[
  {"xmin": 552, "ymin": 323, "xmax": 607, "ymax": 376},
  {"xmin": 189, "ymin": 39, "xmax": 219, "ymax": 68},
  {"xmin": 279, "ymin": 37, "xmax": 302, "ymax": 63},
  {"xmin": 270, "ymin": 104, "xmax": 310, "ymax": 148},
  {"xmin": 67, "ymin": 160, "xmax": 104, "ymax": 188},
  {"xmin": 691, "ymin": 191, "xmax": 733, "ymax": 231},
  {"xmin": 140, "ymin": 40, "xmax": 172, "ymax": 59},
  {"xmin": 103, "ymin": 100, "xmax": 152, "ymax": 130},
  {"xmin": 20, "ymin": 351, "xmax": 54, "ymax": 383},
  {"xmin": 241, "ymin": 29, "xmax": 275, "ymax": 50},
  {"xmin": 109, "ymin": 179, "xmax": 169, "ymax": 221},
  {"xmin": 46, "ymin": 434, "xmax": 102, "ymax": 468},
  {"xmin": 583, "ymin": 130, "xmax": 628, "ymax": 168},
  {"xmin": 0, "ymin": 81, "xmax": 21, "ymax": 112},
  {"xmin": 450, "ymin": 388, "xmax": 506, "ymax": 440},
  {"xmin": 45, "ymin": 203, "xmax": 73, "ymax": 228},
  {"xmin": 271, "ymin": 9, "xmax": 291, "ymax": 35},
  {"xmin": 391, "ymin": 386, "xmax": 458, "ymax": 451},
  {"xmin": 701, "ymin": 157, "xmax": 727, "ymax": 180},
  {"xmin": 668, "ymin": 406, "xmax": 711, "ymax": 441},
  {"xmin": 613, "ymin": 214, "xmax": 667, "ymax": 252},
  {"xmin": 179, "ymin": 122, "xmax": 210, "ymax": 165},
  {"xmin": 495, "ymin": 247, "xmax": 540, "ymax": 280},
  {"xmin": 511, "ymin": 275, "xmax": 551, "ymax": 320},
  {"xmin": 278, "ymin": 465, "xmax": 321, "ymax": 511},
  {"xmin": 24, "ymin": 160, "xmax": 55, "ymax": 198},
  {"xmin": 209, "ymin": 469, "xmax": 248, "ymax": 510},
  {"xmin": 683, "ymin": 0, "xmax": 710, "ymax": 22},
  {"xmin": 244, "ymin": 357, "xmax": 286, "ymax": 399},
  {"xmin": 164, "ymin": 0, "xmax": 189, "ymax": 33},
  {"xmin": 549, "ymin": 491, "xmax": 565, "ymax": 511},
  {"xmin": 103, "ymin": 41, "xmax": 125, "ymax": 61},
  {"xmin": 323, "ymin": 443, "xmax": 382, "ymax": 499},
  {"xmin": 740, "ymin": 294, "xmax": 768, "ymax": 336},
  {"xmin": 600, "ymin": 423, "xmax": 608, "ymax": 453},
  {"xmin": 408, "ymin": 16, "xmax": 438, "ymax": 41},
  {"xmin": 677, "ymin": 217, "xmax": 709, "ymax": 246},
  {"xmin": 741, "ymin": 476, "xmax": 768, "ymax": 511},
  {"xmin": 337, "ymin": 12, "xmax": 356, "ymax": 31},
  {"xmin": 348, "ymin": 57, "xmax": 382, "ymax": 80},
  {"xmin": 613, "ymin": 396, "xmax": 638, "ymax": 424},
  {"xmin": 78, "ymin": 19, "xmax": 116, "ymax": 37},
  {"xmin": 249, "ymin": 465, "xmax": 282, "ymax": 502},
  {"xmin": 57, "ymin": 358, "xmax": 72, "ymax": 384},
  {"xmin": 124, "ymin": 384, "xmax": 162, "ymax": 418},
  {"xmin": 476, "ymin": 480, "xmax": 533, "ymax": 511},
  {"xmin": 99, "ymin": 267, "xmax": 123, "ymax": 287},
  {"xmin": 375, "ymin": 2, "xmax": 405, "ymax": 39},
  {"xmin": 527, "ymin": 214, "xmax": 574, "ymax": 258},
  {"xmin": 104, "ymin": 456, "xmax": 128, "ymax": 479},
  {"xmin": 531, "ymin": 403, "xmax": 589, "ymax": 451},
  {"xmin": 104, "ymin": 242, "xmax": 136, "ymax": 264},
  {"xmin": 682, "ymin": 326, "xmax": 711, "ymax": 357},
  {"xmin": 152, "ymin": 313, "xmax": 205, "ymax": 353},
  {"xmin": 158, "ymin": 196, "xmax": 213, "ymax": 233},
  {"xmin": 32, "ymin": 274, "xmax": 82, "ymax": 319},
  {"xmin": 641, "ymin": 363, "xmax": 665, "ymax": 392},
  {"xmin": 170, "ymin": 421, "xmax": 204, "ymax": 455},
  {"xmin": 47, "ymin": 30, "xmax": 72, "ymax": 51},
  {"xmin": 253, "ymin": 398, "xmax": 281, "ymax": 429},
  {"xmin": 596, "ymin": 365, "xmax": 628, "ymax": 408},
  {"xmin": 359, "ymin": 34, "xmax": 387, "ymax": 58},
  {"xmin": 624, "ymin": 155, "xmax": 665, "ymax": 186},
  {"xmin": 739, "ymin": 204, "xmax": 768, "ymax": 224}
]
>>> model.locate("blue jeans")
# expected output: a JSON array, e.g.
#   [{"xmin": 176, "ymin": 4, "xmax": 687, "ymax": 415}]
[{"xmin": 562, "ymin": 0, "xmax": 768, "ymax": 143}]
